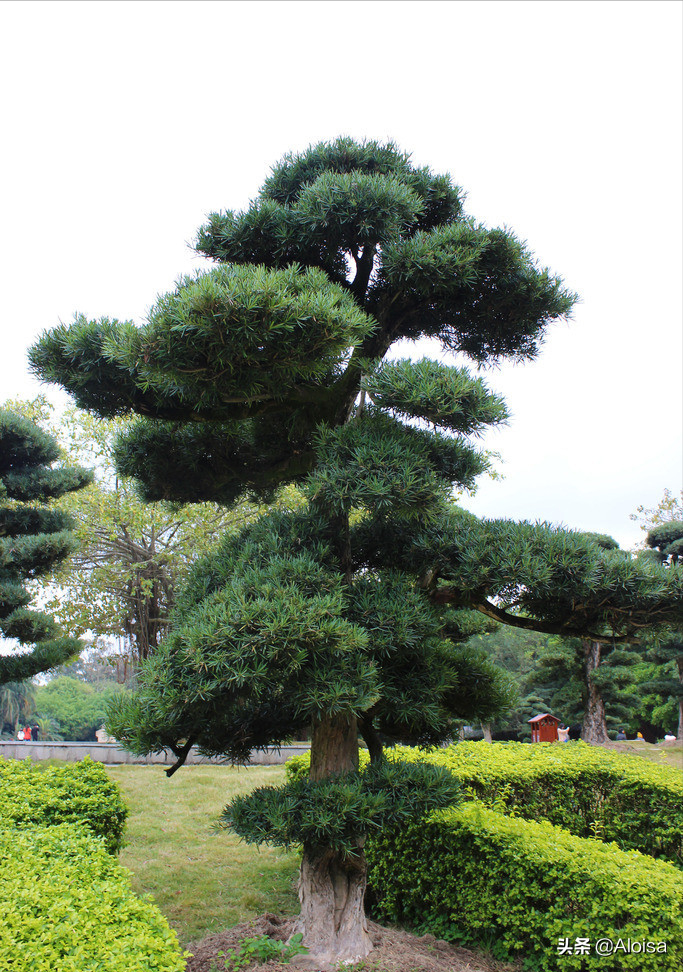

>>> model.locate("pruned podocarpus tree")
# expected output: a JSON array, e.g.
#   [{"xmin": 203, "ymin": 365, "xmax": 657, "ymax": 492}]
[
  {"xmin": 640, "ymin": 520, "xmax": 683, "ymax": 739},
  {"xmin": 29, "ymin": 139, "xmax": 683, "ymax": 968},
  {"xmin": 0, "ymin": 410, "xmax": 91, "ymax": 685}
]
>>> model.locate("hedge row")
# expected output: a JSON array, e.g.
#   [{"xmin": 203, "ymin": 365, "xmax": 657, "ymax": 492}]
[
  {"xmin": 0, "ymin": 823, "xmax": 186, "ymax": 972},
  {"xmin": 287, "ymin": 741, "xmax": 683, "ymax": 864},
  {"xmin": 367, "ymin": 802, "xmax": 683, "ymax": 971},
  {"xmin": 0, "ymin": 755, "xmax": 127, "ymax": 853},
  {"xmin": 398, "ymin": 741, "xmax": 683, "ymax": 865}
]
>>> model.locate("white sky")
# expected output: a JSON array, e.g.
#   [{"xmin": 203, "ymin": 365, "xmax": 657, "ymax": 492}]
[{"xmin": 1, "ymin": 0, "xmax": 681, "ymax": 550}]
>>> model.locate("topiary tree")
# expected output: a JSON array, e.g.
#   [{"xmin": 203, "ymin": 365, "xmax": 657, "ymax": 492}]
[
  {"xmin": 646, "ymin": 520, "xmax": 683, "ymax": 566},
  {"xmin": 28, "ymin": 139, "xmax": 683, "ymax": 968},
  {"xmin": 3, "ymin": 396, "xmax": 269, "ymax": 675},
  {"xmin": 640, "ymin": 521, "xmax": 683, "ymax": 739},
  {"xmin": 0, "ymin": 410, "xmax": 91, "ymax": 685},
  {"xmin": 530, "ymin": 636, "xmax": 642, "ymax": 743}
]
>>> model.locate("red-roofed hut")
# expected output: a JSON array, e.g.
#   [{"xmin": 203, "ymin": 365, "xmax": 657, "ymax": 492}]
[{"xmin": 528, "ymin": 713, "xmax": 561, "ymax": 743}]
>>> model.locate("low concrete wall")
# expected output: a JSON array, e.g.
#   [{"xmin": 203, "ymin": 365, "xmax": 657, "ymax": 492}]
[{"xmin": 0, "ymin": 741, "xmax": 310, "ymax": 766}]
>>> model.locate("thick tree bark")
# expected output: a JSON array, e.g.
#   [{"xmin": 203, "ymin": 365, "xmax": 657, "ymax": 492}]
[
  {"xmin": 482, "ymin": 722, "xmax": 493, "ymax": 742},
  {"xmin": 309, "ymin": 713, "xmax": 359, "ymax": 780},
  {"xmin": 677, "ymin": 658, "xmax": 683, "ymax": 742},
  {"xmin": 580, "ymin": 640, "xmax": 610, "ymax": 745},
  {"xmin": 293, "ymin": 844, "xmax": 371, "ymax": 969},
  {"xmin": 293, "ymin": 713, "xmax": 373, "ymax": 969}
]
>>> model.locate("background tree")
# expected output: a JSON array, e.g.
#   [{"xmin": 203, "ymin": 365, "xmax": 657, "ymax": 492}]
[
  {"xmin": 638, "ymin": 520, "xmax": 683, "ymax": 739},
  {"xmin": 464, "ymin": 626, "xmax": 554, "ymax": 738},
  {"xmin": 0, "ymin": 680, "xmax": 36, "ymax": 736},
  {"xmin": 444, "ymin": 524, "xmax": 656, "ymax": 745},
  {"xmin": 0, "ymin": 409, "xmax": 91, "ymax": 685},
  {"xmin": 33, "ymin": 675, "xmax": 125, "ymax": 741},
  {"xmin": 631, "ymin": 488, "xmax": 683, "ymax": 533},
  {"xmin": 530, "ymin": 636, "xmax": 641, "ymax": 741},
  {"xmin": 29, "ymin": 138, "xmax": 682, "ymax": 968},
  {"xmin": 3, "ymin": 397, "xmax": 266, "ymax": 676}
]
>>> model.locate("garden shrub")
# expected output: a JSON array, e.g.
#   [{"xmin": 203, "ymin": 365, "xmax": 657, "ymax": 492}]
[
  {"xmin": 0, "ymin": 755, "xmax": 127, "ymax": 853},
  {"xmin": 367, "ymin": 802, "xmax": 683, "ymax": 971},
  {"xmin": 0, "ymin": 823, "xmax": 186, "ymax": 972},
  {"xmin": 399, "ymin": 741, "xmax": 683, "ymax": 865},
  {"xmin": 287, "ymin": 741, "xmax": 683, "ymax": 864}
]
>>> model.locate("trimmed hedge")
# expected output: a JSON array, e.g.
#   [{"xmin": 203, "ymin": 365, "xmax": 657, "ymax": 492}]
[
  {"xmin": 287, "ymin": 741, "xmax": 683, "ymax": 865},
  {"xmin": 0, "ymin": 755, "xmax": 127, "ymax": 853},
  {"xmin": 0, "ymin": 823, "xmax": 186, "ymax": 972},
  {"xmin": 368, "ymin": 802, "xmax": 683, "ymax": 971}
]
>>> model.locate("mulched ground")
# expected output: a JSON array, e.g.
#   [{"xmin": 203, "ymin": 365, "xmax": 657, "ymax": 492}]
[{"xmin": 184, "ymin": 913, "xmax": 521, "ymax": 972}]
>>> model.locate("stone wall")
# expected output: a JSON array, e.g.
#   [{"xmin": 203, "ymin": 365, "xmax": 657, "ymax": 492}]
[{"xmin": 0, "ymin": 741, "xmax": 310, "ymax": 765}]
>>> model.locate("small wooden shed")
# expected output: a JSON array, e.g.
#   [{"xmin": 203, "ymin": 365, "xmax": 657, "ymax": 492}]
[{"xmin": 528, "ymin": 713, "xmax": 561, "ymax": 743}]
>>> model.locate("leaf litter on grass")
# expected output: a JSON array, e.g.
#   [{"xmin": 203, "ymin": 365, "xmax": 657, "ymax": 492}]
[{"xmin": 185, "ymin": 914, "xmax": 521, "ymax": 972}]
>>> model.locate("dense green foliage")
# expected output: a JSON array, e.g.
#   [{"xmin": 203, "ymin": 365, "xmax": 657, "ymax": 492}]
[
  {"xmin": 3, "ymin": 396, "xmax": 266, "ymax": 669},
  {"xmin": 288, "ymin": 741, "xmax": 683, "ymax": 865},
  {"xmin": 646, "ymin": 520, "xmax": 683, "ymax": 564},
  {"xmin": 28, "ymin": 137, "xmax": 683, "ymax": 960},
  {"xmin": 226, "ymin": 760, "xmax": 461, "ymax": 855},
  {"xmin": 0, "ymin": 755, "xmax": 127, "ymax": 853},
  {"xmin": 368, "ymin": 802, "xmax": 683, "ymax": 971},
  {"xmin": 639, "ymin": 521, "xmax": 683, "ymax": 737},
  {"xmin": 531, "ymin": 636, "xmax": 641, "ymax": 732},
  {"xmin": 0, "ymin": 823, "xmax": 186, "ymax": 972},
  {"xmin": 107, "ymin": 509, "xmax": 513, "ymax": 766},
  {"xmin": 34, "ymin": 676, "xmax": 127, "ymax": 741},
  {"xmin": 461, "ymin": 627, "xmax": 556, "ymax": 737},
  {"xmin": 0, "ymin": 410, "xmax": 91, "ymax": 684}
]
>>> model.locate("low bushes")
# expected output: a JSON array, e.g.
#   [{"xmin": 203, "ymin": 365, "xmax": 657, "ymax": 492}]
[
  {"xmin": 287, "ymin": 741, "xmax": 683, "ymax": 864},
  {"xmin": 0, "ymin": 754, "xmax": 127, "ymax": 853},
  {"xmin": 398, "ymin": 741, "xmax": 683, "ymax": 866},
  {"xmin": 0, "ymin": 757, "xmax": 185, "ymax": 969},
  {"xmin": 0, "ymin": 823, "xmax": 186, "ymax": 972},
  {"xmin": 367, "ymin": 802, "xmax": 683, "ymax": 971}
]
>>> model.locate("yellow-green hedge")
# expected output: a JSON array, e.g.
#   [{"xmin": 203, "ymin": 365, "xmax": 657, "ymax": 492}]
[
  {"xmin": 287, "ymin": 741, "xmax": 683, "ymax": 864},
  {"xmin": 0, "ymin": 756, "xmax": 127, "ymax": 854},
  {"xmin": 0, "ymin": 824, "xmax": 186, "ymax": 972},
  {"xmin": 368, "ymin": 802, "xmax": 683, "ymax": 971}
]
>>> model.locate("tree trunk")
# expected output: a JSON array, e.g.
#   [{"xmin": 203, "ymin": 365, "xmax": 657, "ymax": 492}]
[
  {"xmin": 360, "ymin": 715, "xmax": 383, "ymax": 766},
  {"xmin": 677, "ymin": 658, "xmax": 683, "ymax": 742},
  {"xmin": 581, "ymin": 640, "xmax": 610, "ymax": 744},
  {"xmin": 481, "ymin": 722, "xmax": 493, "ymax": 742},
  {"xmin": 292, "ymin": 713, "xmax": 373, "ymax": 969},
  {"xmin": 293, "ymin": 843, "xmax": 371, "ymax": 969}
]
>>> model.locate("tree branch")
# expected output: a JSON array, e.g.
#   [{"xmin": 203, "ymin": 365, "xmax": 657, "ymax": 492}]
[
  {"xmin": 165, "ymin": 736, "xmax": 198, "ymax": 777},
  {"xmin": 351, "ymin": 244, "xmax": 376, "ymax": 300},
  {"xmin": 469, "ymin": 597, "xmax": 639, "ymax": 644}
]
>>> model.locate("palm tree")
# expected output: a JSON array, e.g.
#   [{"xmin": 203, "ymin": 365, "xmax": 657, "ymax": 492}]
[{"xmin": 0, "ymin": 680, "xmax": 36, "ymax": 735}]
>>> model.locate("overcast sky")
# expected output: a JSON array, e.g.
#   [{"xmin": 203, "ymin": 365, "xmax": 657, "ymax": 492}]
[{"xmin": 1, "ymin": 0, "xmax": 681, "ymax": 549}]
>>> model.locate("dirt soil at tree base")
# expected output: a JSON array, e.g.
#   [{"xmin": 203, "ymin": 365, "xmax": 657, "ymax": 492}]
[{"xmin": 185, "ymin": 914, "xmax": 521, "ymax": 972}]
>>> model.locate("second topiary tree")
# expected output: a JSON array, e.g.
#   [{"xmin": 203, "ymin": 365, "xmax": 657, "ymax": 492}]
[{"xmin": 0, "ymin": 410, "xmax": 91, "ymax": 685}]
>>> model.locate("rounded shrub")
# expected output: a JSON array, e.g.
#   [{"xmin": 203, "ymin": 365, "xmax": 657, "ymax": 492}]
[
  {"xmin": 368, "ymin": 802, "xmax": 683, "ymax": 971},
  {"xmin": 0, "ymin": 755, "xmax": 127, "ymax": 853},
  {"xmin": 287, "ymin": 741, "xmax": 683, "ymax": 864},
  {"xmin": 0, "ymin": 823, "xmax": 186, "ymax": 972}
]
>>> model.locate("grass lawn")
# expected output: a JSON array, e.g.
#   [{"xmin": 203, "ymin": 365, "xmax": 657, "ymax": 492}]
[
  {"xmin": 103, "ymin": 743, "xmax": 682, "ymax": 951},
  {"xmin": 603, "ymin": 739, "xmax": 683, "ymax": 771},
  {"xmin": 104, "ymin": 764, "xmax": 299, "ymax": 945}
]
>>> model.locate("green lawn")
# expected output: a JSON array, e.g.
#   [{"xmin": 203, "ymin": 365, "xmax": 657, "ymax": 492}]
[
  {"xmin": 604, "ymin": 740, "xmax": 683, "ymax": 771},
  {"xmin": 104, "ymin": 744, "xmax": 683, "ymax": 949},
  {"xmin": 104, "ymin": 764, "xmax": 299, "ymax": 945}
]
